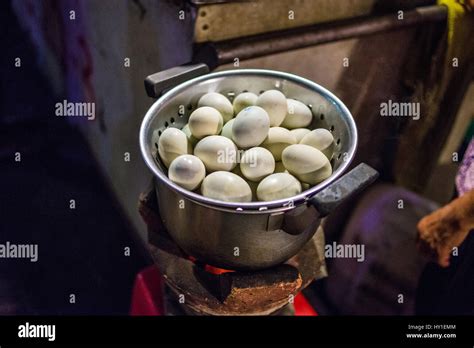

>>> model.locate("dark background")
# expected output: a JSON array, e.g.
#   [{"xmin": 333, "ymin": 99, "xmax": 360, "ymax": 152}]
[
  {"xmin": 1, "ymin": 0, "xmax": 472, "ymax": 317},
  {"xmin": 0, "ymin": 0, "xmax": 149, "ymax": 315}
]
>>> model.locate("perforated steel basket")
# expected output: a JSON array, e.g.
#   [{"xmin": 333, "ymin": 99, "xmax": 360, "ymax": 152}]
[{"xmin": 140, "ymin": 65, "xmax": 378, "ymax": 270}]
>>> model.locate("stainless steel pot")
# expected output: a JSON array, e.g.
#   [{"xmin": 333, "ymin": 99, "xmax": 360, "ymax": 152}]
[{"xmin": 140, "ymin": 64, "xmax": 378, "ymax": 270}]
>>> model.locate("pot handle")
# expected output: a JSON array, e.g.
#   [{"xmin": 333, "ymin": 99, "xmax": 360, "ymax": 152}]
[
  {"xmin": 145, "ymin": 63, "xmax": 210, "ymax": 98},
  {"xmin": 309, "ymin": 163, "xmax": 379, "ymax": 217}
]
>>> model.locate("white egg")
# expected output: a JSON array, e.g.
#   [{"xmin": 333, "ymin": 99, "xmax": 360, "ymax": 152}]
[
  {"xmin": 256, "ymin": 90, "xmax": 287, "ymax": 126},
  {"xmin": 281, "ymin": 99, "xmax": 313, "ymax": 129},
  {"xmin": 257, "ymin": 173, "xmax": 302, "ymax": 201},
  {"xmin": 157, "ymin": 128, "xmax": 191, "ymax": 168},
  {"xmin": 240, "ymin": 147, "xmax": 275, "ymax": 182},
  {"xmin": 282, "ymin": 144, "xmax": 332, "ymax": 185},
  {"xmin": 290, "ymin": 128, "xmax": 311, "ymax": 143},
  {"xmin": 194, "ymin": 135, "xmax": 237, "ymax": 172},
  {"xmin": 298, "ymin": 164, "xmax": 332, "ymax": 185},
  {"xmin": 274, "ymin": 161, "xmax": 288, "ymax": 173},
  {"xmin": 182, "ymin": 123, "xmax": 199, "ymax": 147},
  {"xmin": 232, "ymin": 165, "xmax": 258, "ymax": 200},
  {"xmin": 220, "ymin": 119, "xmax": 235, "ymax": 139},
  {"xmin": 300, "ymin": 128, "xmax": 335, "ymax": 159},
  {"xmin": 201, "ymin": 171, "xmax": 252, "ymax": 202},
  {"xmin": 188, "ymin": 106, "xmax": 223, "ymax": 139},
  {"xmin": 261, "ymin": 127, "xmax": 297, "ymax": 161},
  {"xmin": 233, "ymin": 92, "xmax": 258, "ymax": 115},
  {"xmin": 232, "ymin": 106, "xmax": 270, "ymax": 149},
  {"xmin": 168, "ymin": 155, "xmax": 206, "ymax": 190},
  {"xmin": 198, "ymin": 92, "xmax": 234, "ymax": 122}
]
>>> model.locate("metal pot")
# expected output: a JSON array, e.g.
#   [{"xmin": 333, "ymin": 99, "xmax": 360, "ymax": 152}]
[{"xmin": 140, "ymin": 64, "xmax": 378, "ymax": 271}]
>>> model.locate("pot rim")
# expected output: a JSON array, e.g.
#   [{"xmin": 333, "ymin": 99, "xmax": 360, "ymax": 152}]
[{"xmin": 140, "ymin": 68, "xmax": 358, "ymax": 212}]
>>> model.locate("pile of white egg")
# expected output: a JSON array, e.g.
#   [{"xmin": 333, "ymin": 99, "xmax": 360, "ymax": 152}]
[{"xmin": 154, "ymin": 90, "xmax": 335, "ymax": 203}]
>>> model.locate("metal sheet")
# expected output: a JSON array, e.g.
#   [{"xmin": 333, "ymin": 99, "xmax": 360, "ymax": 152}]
[
  {"xmin": 194, "ymin": 5, "xmax": 447, "ymax": 68},
  {"xmin": 194, "ymin": 0, "xmax": 376, "ymax": 42}
]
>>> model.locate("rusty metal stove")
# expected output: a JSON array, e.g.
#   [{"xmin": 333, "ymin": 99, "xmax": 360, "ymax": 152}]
[{"xmin": 138, "ymin": 187, "xmax": 327, "ymax": 316}]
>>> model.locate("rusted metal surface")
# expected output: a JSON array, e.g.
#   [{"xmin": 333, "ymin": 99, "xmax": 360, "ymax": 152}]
[
  {"xmin": 139, "ymin": 188, "xmax": 326, "ymax": 315},
  {"xmin": 193, "ymin": 0, "xmax": 376, "ymax": 43},
  {"xmin": 193, "ymin": 5, "xmax": 447, "ymax": 68}
]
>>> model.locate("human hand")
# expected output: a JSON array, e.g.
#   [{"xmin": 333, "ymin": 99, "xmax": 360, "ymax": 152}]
[{"xmin": 417, "ymin": 190, "xmax": 474, "ymax": 267}]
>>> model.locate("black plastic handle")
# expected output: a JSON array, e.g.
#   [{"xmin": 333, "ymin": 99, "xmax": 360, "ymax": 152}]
[
  {"xmin": 144, "ymin": 63, "xmax": 210, "ymax": 98},
  {"xmin": 310, "ymin": 163, "xmax": 379, "ymax": 217}
]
